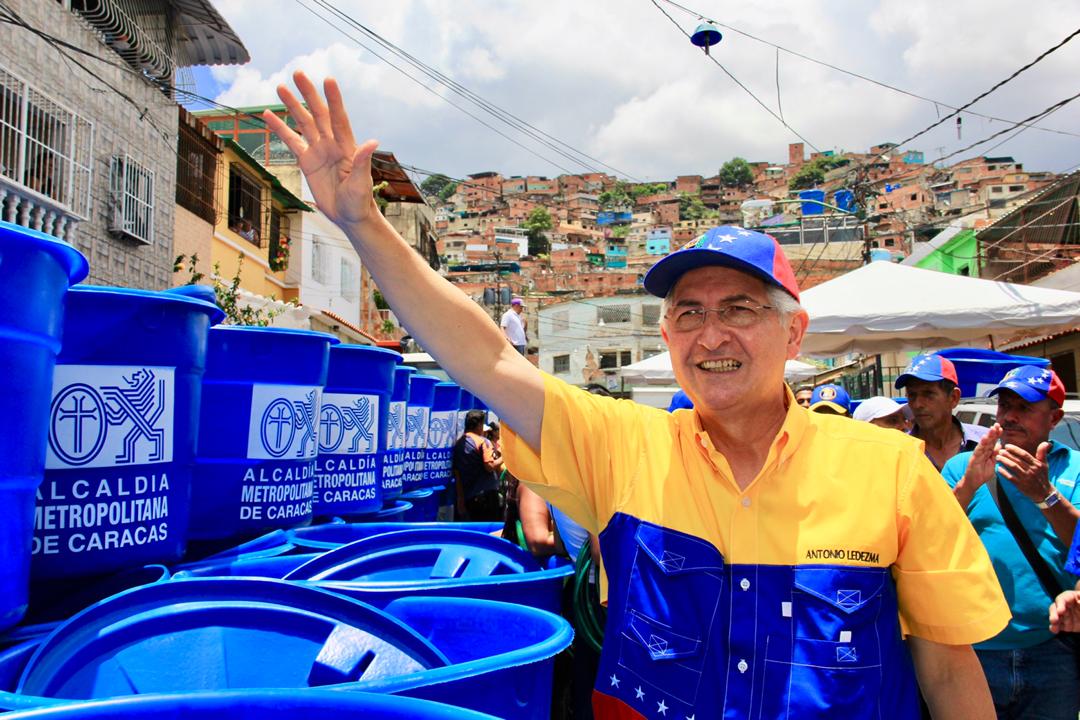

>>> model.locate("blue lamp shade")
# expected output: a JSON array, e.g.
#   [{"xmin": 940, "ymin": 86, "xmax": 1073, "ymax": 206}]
[{"xmin": 690, "ymin": 22, "xmax": 722, "ymax": 53}]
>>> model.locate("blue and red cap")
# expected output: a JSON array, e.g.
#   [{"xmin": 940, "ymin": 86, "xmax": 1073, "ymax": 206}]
[
  {"xmin": 894, "ymin": 353, "xmax": 959, "ymax": 389},
  {"xmin": 642, "ymin": 226, "xmax": 800, "ymax": 301},
  {"xmin": 989, "ymin": 365, "xmax": 1066, "ymax": 407},
  {"xmin": 808, "ymin": 384, "xmax": 851, "ymax": 415}
]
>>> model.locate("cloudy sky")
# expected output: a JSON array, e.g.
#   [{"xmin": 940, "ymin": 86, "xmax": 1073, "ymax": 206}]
[{"xmin": 199, "ymin": 0, "xmax": 1080, "ymax": 183}]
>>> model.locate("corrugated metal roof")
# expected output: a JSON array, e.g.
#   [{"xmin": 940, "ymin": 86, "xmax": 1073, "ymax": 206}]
[{"xmin": 171, "ymin": 0, "xmax": 250, "ymax": 67}]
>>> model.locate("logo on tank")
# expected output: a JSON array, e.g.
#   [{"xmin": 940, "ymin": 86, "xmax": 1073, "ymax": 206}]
[
  {"xmin": 427, "ymin": 411, "xmax": 457, "ymax": 449},
  {"xmin": 247, "ymin": 384, "xmax": 322, "ymax": 460},
  {"xmin": 47, "ymin": 366, "xmax": 175, "ymax": 469},
  {"xmin": 318, "ymin": 393, "xmax": 378, "ymax": 454},
  {"xmin": 386, "ymin": 401, "xmax": 406, "ymax": 449},
  {"xmin": 405, "ymin": 406, "xmax": 430, "ymax": 448}
]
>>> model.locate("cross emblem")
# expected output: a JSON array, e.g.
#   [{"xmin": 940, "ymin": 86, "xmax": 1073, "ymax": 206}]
[{"xmin": 57, "ymin": 392, "xmax": 101, "ymax": 455}]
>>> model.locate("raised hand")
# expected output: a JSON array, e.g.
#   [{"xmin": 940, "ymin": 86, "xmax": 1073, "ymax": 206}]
[
  {"xmin": 996, "ymin": 441, "xmax": 1052, "ymax": 504},
  {"xmin": 1050, "ymin": 588, "xmax": 1080, "ymax": 633},
  {"xmin": 263, "ymin": 72, "xmax": 380, "ymax": 233},
  {"xmin": 965, "ymin": 424, "xmax": 1002, "ymax": 489}
]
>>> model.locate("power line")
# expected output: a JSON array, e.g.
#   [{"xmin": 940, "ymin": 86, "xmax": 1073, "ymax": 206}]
[
  {"xmin": 649, "ymin": 0, "xmax": 821, "ymax": 153},
  {"xmin": 657, "ymin": 0, "xmax": 1080, "ymax": 140},
  {"xmin": 937, "ymin": 89, "xmax": 1080, "ymax": 164},
  {"xmin": 890, "ymin": 26, "xmax": 1080, "ymax": 152},
  {"xmin": 288, "ymin": 0, "xmax": 580, "ymax": 176},
  {"xmin": 303, "ymin": 0, "xmax": 640, "ymax": 182}
]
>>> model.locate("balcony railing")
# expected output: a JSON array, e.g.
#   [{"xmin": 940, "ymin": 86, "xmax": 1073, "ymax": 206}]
[{"xmin": 0, "ymin": 177, "xmax": 80, "ymax": 240}]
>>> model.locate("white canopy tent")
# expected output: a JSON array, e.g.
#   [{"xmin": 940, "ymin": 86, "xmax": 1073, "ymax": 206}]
[
  {"xmin": 800, "ymin": 261, "xmax": 1080, "ymax": 357},
  {"xmin": 619, "ymin": 352, "xmax": 818, "ymax": 385}
]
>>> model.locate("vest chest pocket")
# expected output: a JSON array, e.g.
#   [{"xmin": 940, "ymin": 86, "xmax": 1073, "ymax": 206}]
[
  {"xmin": 760, "ymin": 568, "xmax": 891, "ymax": 718},
  {"xmin": 791, "ymin": 566, "xmax": 888, "ymax": 641},
  {"xmin": 616, "ymin": 522, "xmax": 724, "ymax": 705}
]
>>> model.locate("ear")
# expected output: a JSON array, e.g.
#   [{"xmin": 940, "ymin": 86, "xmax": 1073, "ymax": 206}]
[
  {"xmin": 948, "ymin": 386, "xmax": 961, "ymax": 410},
  {"xmin": 786, "ymin": 310, "xmax": 809, "ymax": 360},
  {"xmin": 1051, "ymin": 406, "xmax": 1065, "ymax": 428},
  {"xmin": 660, "ymin": 322, "xmax": 670, "ymax": 345}
]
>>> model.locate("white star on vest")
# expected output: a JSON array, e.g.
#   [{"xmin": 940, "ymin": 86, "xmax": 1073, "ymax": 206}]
[
  {"xmin": 635, "ymin": 686, "xmax": 646, "ymax": 701},
  {"xmin": 609, "ymin": 674, "xmax": 620, "ymax": 688},
  {"xmin": 657, "ymin": 699, "xmax": 669, "ymax": 716}
]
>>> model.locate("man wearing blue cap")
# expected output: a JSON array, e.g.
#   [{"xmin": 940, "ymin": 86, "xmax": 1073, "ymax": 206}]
[
  {"xmin": 896, "ymin": 353, "xmax": 987, "ymax": 471},
  {"xmin": 943, "ymin": 366, "xmax": 1080, "ymax": 719},
  {"xmin": 268, "ymin": 73, "xmax": 1007, "ymax": 719}
]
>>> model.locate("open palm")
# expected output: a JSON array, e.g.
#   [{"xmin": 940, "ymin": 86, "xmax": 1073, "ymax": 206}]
[{"xmin": 263, "ymin": 72, "xmax": 379, "ymax": 231}]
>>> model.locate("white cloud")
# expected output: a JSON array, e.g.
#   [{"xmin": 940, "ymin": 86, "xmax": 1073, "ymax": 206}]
[{"xmin": 207, "ymin": 0, "xmax": 1080, "ymax": 178}]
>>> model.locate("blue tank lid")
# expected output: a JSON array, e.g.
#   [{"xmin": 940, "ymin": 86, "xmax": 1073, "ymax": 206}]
[
  {"xmin": 17, "ymin": 577, "xmax": 448, "ymax": 699},
  {"xmin": 407, "ymin": 375, "xmax": 440, "ymax": 406},
  {"xmin": 164, "ymin": 284, "xmax": 219, "ymax": 308},
  {"xmin": 285, "ymin": 528, "xmax": 542, "ymax": 583},
  {"xmin": 432, "ymin": 383, "xmax": 461, "ymax": 411},
  {"xmin": 391, "ymin": 366, "xmax": 414, "ymax": 402},
  {"xmin": 0, "ymin": 220, "xmax": 88, "ymax": 284},
  {"xmin": 327, "ymin": 344, "xmax": 400, "ymax": 391},
  {"xmin": 0, "ymin": 689, "xmax": 500, "ymax": 719},
  {"xmin": 70, "ymin": 285, "xmax": 225, "ymax": 325}
]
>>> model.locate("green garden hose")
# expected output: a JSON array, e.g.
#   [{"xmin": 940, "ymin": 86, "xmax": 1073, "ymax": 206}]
[{"xmin": 571, "ymin": 542, "xmax": 606, "ymax": 654}]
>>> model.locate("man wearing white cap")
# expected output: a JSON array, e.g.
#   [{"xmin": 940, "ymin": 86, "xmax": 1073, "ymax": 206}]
[{"xmin": 853, "ymin": 396, "xmax": 913, "ymax": 432}]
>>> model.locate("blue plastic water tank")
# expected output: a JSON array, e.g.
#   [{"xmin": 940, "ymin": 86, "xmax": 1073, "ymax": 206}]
[
  {"xmin": 402, "ymin": 374, "xmax": 438, "ymax": 493},
  {"xmin": 314, "ymin": 345, "xmax": 401, "ymax": 517},
  {"xmin": 936, "ymin": 348, "xmax": 1051, "ymax": 398},
  {"xmin": 35, "ymin": 287, "xmax": 223, "ymax": 580},
  {"xmin": 14, "ymin": 578, "xmax": 447, "ymax": 700},
  {"xmin": 0, "ymin": 222, "xmax": 87, "ymax": 630},
  {"xmin": 422, "ymin": 383, "xmax": 460, "ymax": 490},
  {"xmin": 189, "ymin": 327, "xmax": 338, "ymax": 541},
  {"xmin": 799, "ymin": 189, "xmax": 826, "ymax": 215},
  {"xmin": 0, "ymin": 690, "xmax": 499, "ymax": 719},
  {"xmin": 382, "ymin": 366, "xmax": 414, "ymax": 500},
  {"xmin": 285, "ymin": 528, "xmax": 574, "ymax": 614},
  {"xmin": 400, "ymin": 488, "xmax": 439, "ymax": 522},
  {"xmin": 833, "ymin": 189, "xmax": 855, "ymax": 214}
]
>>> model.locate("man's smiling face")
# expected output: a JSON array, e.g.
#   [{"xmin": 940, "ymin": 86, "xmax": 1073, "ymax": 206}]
[{"xmin": 661, "ymin": 266, "xmax": 805, "ymax": 416}]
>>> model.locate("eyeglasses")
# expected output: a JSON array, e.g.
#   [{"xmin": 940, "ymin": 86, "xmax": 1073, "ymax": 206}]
[{"xmin": 666, "ymin": 301, "xmax": 774, "ymax": 331}]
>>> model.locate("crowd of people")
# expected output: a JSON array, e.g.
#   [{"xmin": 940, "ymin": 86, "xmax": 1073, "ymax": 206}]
[{"xmin": 266, "ymin": 71, "xmax": 1080, "ymax": 719}]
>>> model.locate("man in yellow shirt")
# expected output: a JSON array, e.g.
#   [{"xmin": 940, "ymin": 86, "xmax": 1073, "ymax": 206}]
[{"xmin": 267, "ymin": 72, "xmax": 1008, "ymax": 719}]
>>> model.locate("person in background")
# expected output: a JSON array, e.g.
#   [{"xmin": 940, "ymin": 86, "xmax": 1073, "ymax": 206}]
[
  {"xmin": 794, "ymin": 383, "xmax": 814, "ymax": 409},
  {"xmin": 452, "ymin": 410, "xmax": 503, "ymax": 521},
  {"xmin": 897, "ymin": 353, "xmax": 987, "ymax": 471},
  {"xmin": 944, "ymin": 366, "xmax": 1080, "ymax": 719},
  {"xmin": 267, "ymin": 73, "xmax": 1005, "ymax": 719},
  {"xmin": 808, "ymin": 383, "xmax": 851, "ymax": 416},
  {"xmin": 1050, "ymin": 523, "xmax": 1080, "ymax": 633},
  {"xmin": 500, "ymin": 297, "xmax": 527, "ymax": 355},
  {"xmin": 853, "ymin": 396, "xmax": 913, "ymax": 432},
  {"xmin": 666, "ymin": 388, "xmax": 694, "ymax": 412}
]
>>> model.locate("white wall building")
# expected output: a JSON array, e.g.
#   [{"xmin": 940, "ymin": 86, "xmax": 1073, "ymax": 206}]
[{"xmin": 538, "ymin": 295, "xmax": 664, "ymax": 389}]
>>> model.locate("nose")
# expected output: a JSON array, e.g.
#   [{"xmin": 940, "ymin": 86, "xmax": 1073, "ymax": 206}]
[{"xmin": 695, "ymin": 313, "xmax": 735, "ymax": 351}]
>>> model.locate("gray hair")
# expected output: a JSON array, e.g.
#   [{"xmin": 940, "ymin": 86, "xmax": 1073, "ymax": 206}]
[{"xmin": 660, "ymin": 280, "xmax": 803, "ymax": 327}]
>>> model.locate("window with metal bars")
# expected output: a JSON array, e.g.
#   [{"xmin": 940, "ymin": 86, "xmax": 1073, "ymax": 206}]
[
  {"xmin": 553, "ymin": 354, "xmax": 570, "ymax": 374},
  {"xmin": 109, "ymin": 154, "xmax": 154, "ymax": 244},
  {"xmin": 0, "ymin": 65, "xmax": 93, "ymax": 216},
  {"xmin": 175, "ymin": 121, "xmax": 216, "ymax": 224},
  {"xmin": 228, "ymin": 163, "xmax": 263, "ymax": 246}
]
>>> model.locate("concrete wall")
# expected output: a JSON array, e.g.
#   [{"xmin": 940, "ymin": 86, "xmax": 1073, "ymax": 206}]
[{"xmin": 1, "ymin": 0, "xmax": 179, "ymax": 289}]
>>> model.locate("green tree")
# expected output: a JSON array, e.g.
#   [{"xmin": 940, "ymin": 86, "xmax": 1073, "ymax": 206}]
[
  {"xmin": 598, "ymin": 180, "xmax": 632, "ymax": 210},
  {"xmin": 719, "ymin": 157, "xmax": 753, "ymax": 187},
  {"xmin": 437, "ymin": 182, "xmax": 458, "ymax": 202},
  {"xmin": 522, "ymin": 206, "xmax": 553, "ymax": 256},
  {"xmin": 789, "ymin": 155, "xmax": 847, "ymax": 191},
  {"xmin": 678, "ymin": 192, "xmax": 713, "ymax": 221},
  {"xmin": 175, "ymin": 254, "xmax": 284, "ymax": 327},
  {"xmin": 420, "ymin": 173, "xmax": 452, "ymax": 198}
]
